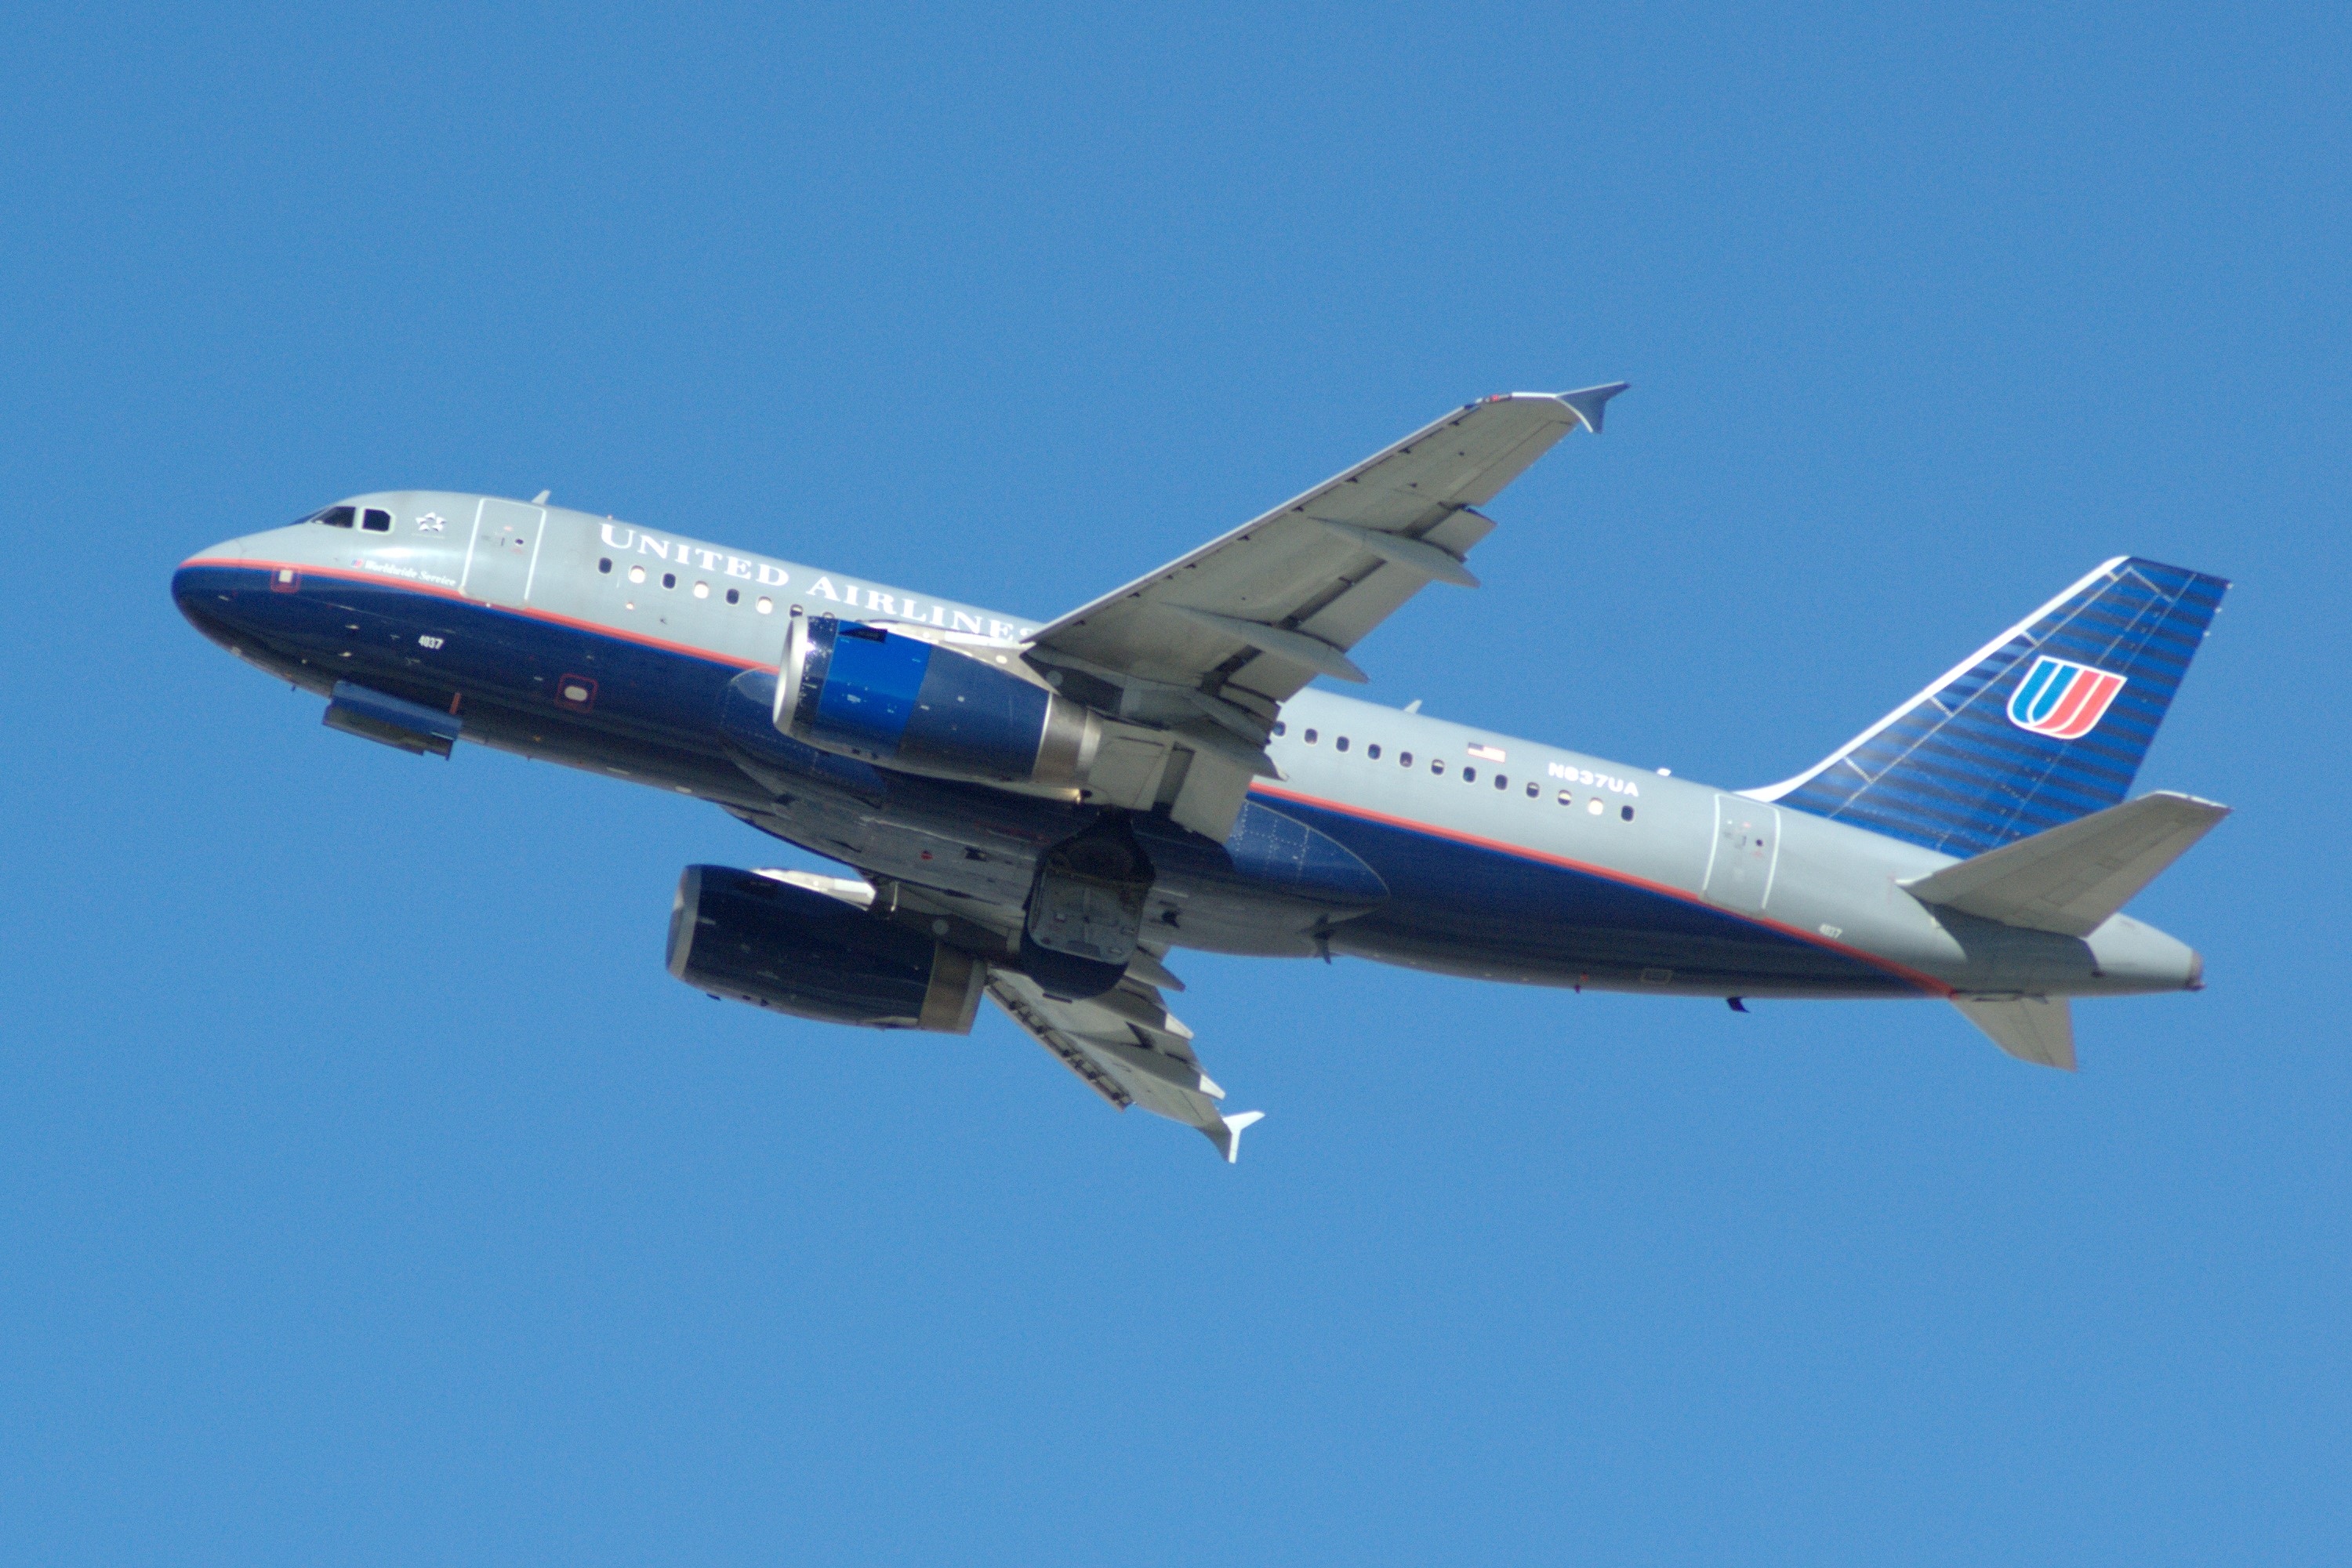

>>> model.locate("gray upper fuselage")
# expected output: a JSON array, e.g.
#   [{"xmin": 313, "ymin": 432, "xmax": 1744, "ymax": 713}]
[{"xmin": 175, "ymin": 491, "xmax": 2201, "ymax": 1000}]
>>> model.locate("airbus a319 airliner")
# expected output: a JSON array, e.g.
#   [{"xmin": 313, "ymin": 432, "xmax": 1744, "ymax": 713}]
[{"xmin": 175, "ymin": 387, "xmax": 2229, "ymax": 1160}]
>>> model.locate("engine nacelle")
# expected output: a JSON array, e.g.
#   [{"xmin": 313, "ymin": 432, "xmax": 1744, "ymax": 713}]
[
  {"xmin": 775, "ymin": 613, "xmax": 1100, "ymax": 786},
  {"xmin": 666, "ymin": 866, "xmax": 985, "ymax": 1033}
]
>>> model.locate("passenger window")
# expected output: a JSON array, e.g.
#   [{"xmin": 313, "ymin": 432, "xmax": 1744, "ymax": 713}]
[
  {"xmin": 599, "ymin": 557, "xmax": 613, "ymax": 573},
  {"xmin": 1273, "ymin": 720, "xmax": 1287, "ymax": 737},
  {"xmin": 1463, "ymin": 766, "xmax": 1476, "ymax": 783},
  {"xmin": 757, "ymin": 596, "xmax": 774, "ymax": 614},
  {"xmin": 1587, "ymin": 799, "xmax": 1604, "ymax": 815},
  {"xmin": 1622, "ymin": 805, "xmax": 1636, "ymax": 822},
  {"xmin": 1335, "ymin": 736, "xmax": 1349, "ymax": 752},
  {"xmin": 1557, "ymin": 790, "xmax": 1573, "ymax": 805},
  {"xmin": 662, "ymin": 572, "xmax": 677, "ymax": 590},
  {"xmin": 629, "ymin": 564, "xmax": 647, "ymax": 584},
  {"xmin": 1494, "ymin": 774, "xmax": 1508, "ymax": 789},
  {"xmin": 1399, "ymin": 752, "xmax": 1413, "ymax": 768},
  {"xmin": 1367, "ymin": 743, "xmax": 1381, "ymax": 760},
  {"xmin": 361, "ymin": 508, "xmax": 392, "ymax": 532},
  {"xmin": 1304, "ymin": 729, "xmax": 1319, "ymax": 745},
  {"xmin": 1431, "ymin": 759, "xmax": 1445, "ymax": 775},
  {"xmin": 726, "ymin": 588, "xmax": 739, "ymax": 604},
  {"xmin": 693, "ymin": 582, "xmax": 710, "ymax": 599},
  {"xmin": 315, "ymin": 506, "xmax": 355, "ymax": 528},
  {"xmin": 1526, "ymin": 782, "xmax": 1539, "ymax": 798}
]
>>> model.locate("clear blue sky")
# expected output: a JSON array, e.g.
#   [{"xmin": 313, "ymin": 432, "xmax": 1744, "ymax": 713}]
[{"xmin": 2, "ymin": 4, "xmax": 2344, "ymax": 1563}]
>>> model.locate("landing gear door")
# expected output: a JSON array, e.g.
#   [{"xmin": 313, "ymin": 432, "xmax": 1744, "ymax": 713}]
[
  {"xmin": 1026, "ymin": 817, "xmax": 1154, "ymax": 966},
  {"xmin": 1702, "ymin": 796, "xmax": 1781, "ymax": 914},
  {"xmin": 459, "ymin": 498, "xmax": 546, "ymax": 608}
]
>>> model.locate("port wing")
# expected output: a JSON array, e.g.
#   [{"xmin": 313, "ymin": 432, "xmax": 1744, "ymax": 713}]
[{"xmin": 985, "ymin": 967, "xmax": 1265, "ymax": 1162}]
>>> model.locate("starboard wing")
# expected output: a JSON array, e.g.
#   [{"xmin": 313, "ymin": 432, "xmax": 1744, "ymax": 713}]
[{"xmin": 1022, "ymin": 387, "xmax": 1623, "ymax": 841}]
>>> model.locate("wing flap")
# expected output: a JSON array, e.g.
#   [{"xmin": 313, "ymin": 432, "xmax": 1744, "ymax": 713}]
[{"xmin": 987, "ymin": 971, "xmax": 1134, "ymax": 1109}]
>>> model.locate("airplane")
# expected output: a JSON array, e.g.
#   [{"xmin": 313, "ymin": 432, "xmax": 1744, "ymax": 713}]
[{"xmin": 172, "ymin": 387, "xmax": 2230, "ymax": 1160}]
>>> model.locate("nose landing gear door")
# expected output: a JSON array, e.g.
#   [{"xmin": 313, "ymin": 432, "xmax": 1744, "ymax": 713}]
[{"xmin": 459, "ymin": 498, "xmax": 547, "ymax": 609}]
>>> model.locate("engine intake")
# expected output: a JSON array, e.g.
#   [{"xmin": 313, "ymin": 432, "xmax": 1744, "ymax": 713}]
[
  {"xmin": 667, "ymin": 866, "xmax": 985, "ymax": 1032},
  {"xmin": 775, "ymin": 613, "xmax": 1099, "ymax": 786}
]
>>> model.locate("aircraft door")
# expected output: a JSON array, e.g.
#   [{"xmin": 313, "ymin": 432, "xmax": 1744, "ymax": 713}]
[
  {"xmin": 1702, "ymin": 795, "xmax": 1781, "ymax": 914},
  {"xmin": 460, "ymin": 498, "xmax": 546, "ymax": 608}
]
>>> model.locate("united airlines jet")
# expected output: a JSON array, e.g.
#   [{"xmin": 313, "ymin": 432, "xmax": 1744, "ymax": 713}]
[{"xmin": 173, "ymin": 388, "xmax": 2228, "ymax": 1159}]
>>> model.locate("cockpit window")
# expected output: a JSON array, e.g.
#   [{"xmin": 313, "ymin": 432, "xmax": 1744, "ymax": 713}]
[
  {"xmin": 310, "ymin": 506, "xmax": 356, "ymax": 528},
  {"xmin": 361, "ymin": 508, "xmax": 392, "ymax": 532}
]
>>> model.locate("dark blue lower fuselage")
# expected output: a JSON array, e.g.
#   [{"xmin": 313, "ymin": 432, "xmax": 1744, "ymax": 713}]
[{"xmin": 173, "ymin": 561, "xmax": 1920, "ymax": 998}]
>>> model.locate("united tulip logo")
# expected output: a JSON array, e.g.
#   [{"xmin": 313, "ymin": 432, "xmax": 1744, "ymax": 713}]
[{"xmin": 2007, "ymin": 655, "xmax": 2126, "ymax": 740}]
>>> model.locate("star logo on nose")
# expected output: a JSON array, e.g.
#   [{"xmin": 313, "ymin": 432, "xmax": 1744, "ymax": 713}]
[{"xmin": 416, "ymin": 512, "xmax": 446, "ymax": 533}]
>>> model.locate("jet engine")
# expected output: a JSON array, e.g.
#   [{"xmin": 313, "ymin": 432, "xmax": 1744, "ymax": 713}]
[
  {"xmin": 667, "ymin": 865, "xmax": 985, "ymax": 1032},
  {"xmin": 774, "ymin": 612, "xmax": 1100, "ymax": 786}
]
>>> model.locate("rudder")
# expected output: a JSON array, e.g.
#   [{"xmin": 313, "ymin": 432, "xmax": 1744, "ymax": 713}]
[{"xmin": 1753, "ymin": 557, "xmax": 2227, "ymax": 857}]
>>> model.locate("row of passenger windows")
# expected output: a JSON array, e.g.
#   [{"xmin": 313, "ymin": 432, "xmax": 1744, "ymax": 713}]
[
  {"xmin": 303, "ymin": 506, "xmax": 392, "ymax": 532},
  {"xmin": 598, "ymin": 557, "xmax": 775, "ymax": 613},
  {"xmin": 1272, "ymin": 719, "xmax": 1636, "ymax": 820}
]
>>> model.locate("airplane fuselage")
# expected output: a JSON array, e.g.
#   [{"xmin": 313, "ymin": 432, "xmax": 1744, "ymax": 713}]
[{"xmin": 172, "ymin": 492, "xmax": 2202, "ymax": 1005}]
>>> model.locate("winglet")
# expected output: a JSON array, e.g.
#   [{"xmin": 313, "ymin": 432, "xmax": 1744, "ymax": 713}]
[
  {"xmin": 1207, "ymin": 1109, "xmax": 1265, "ymax": 1163},
  {"xmin": 1559, "ymin": 382, "xmax": 1630, "ymax": 434}
]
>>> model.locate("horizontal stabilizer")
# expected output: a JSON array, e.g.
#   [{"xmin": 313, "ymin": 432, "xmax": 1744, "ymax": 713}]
[
  {"xmin": 1953, "ymin": 995, "xmax": 2075, "ymax": 1070},
  {"xmin": 1902, "ymin": 790, "xmax": 2230, "ymax": 937}
]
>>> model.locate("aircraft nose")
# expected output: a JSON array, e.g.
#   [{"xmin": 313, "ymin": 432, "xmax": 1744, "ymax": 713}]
[
  {"xmin": 172, "ymin": 537, "xmax": 250, "ymax": 640},
  {"xmin": 175, "ymin": 535, "xmax": 245, "ymax": 575}
]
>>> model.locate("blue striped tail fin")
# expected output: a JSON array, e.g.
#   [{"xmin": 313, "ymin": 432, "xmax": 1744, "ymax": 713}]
[{"xmin": 1754, "ymin": 557, "xmax": 2228, "ymax": 858}]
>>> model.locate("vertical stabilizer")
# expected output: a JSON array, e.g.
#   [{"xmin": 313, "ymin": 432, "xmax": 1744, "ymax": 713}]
[{"xmin": 1755, "ymin": 558, "xmax": 2227, "ymax": 857}]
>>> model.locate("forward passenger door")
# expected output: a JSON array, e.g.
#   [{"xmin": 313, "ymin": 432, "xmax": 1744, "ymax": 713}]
[{"xmin": 460, "ymin": 498, "xmax": 546, "ymax": 609}]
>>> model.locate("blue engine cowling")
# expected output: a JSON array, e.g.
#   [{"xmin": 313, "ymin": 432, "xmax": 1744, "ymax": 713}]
[
  {"xmin": 667, "ymin": 866, "xmax": 985, "ymax": 1032},
  {"xmin": 775, "ymin": 613, "xmax": 1099, "ymax": 786}
]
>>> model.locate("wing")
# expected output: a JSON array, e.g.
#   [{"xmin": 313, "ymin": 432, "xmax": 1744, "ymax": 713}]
[
  {"xmin": 1027, "ymin": 386, "xmax": 1624, "ymax": 840},
  {"xmin": 986, "ymin": 965, "xmax": 1265, "ymax": 1162},
  {"xmin": 788, "ymin": 873, "xmax": 1264, "ymax": 1161}
]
